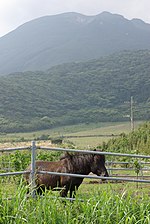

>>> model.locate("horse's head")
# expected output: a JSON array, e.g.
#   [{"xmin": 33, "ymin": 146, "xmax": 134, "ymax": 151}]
[{"xmin": 91, "ymin": 151, "xmax": 109, "ymax": 179}]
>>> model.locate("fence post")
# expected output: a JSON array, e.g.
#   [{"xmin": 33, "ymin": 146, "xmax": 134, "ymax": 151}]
[{"xmin": 31, "ymin": 141, "xmax": 36, "ymax": 198}]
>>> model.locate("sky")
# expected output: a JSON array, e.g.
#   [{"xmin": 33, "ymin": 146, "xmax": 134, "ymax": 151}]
[{"xmin": 0, "ymin": 0, "xmax": 150, "ymax": 37}]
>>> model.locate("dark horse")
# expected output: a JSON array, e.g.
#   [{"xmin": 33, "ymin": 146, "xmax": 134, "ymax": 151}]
[{"xmin": 24, "ymin": 150, "xmax": 109, "ymax": 198}]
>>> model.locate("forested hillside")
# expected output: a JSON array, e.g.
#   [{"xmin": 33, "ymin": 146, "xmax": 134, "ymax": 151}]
[{"xmin": 0, "ymin": 50, "xmax": 150, "ymax": 133}]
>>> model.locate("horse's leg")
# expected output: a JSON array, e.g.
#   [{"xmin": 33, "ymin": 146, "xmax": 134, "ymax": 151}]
[
  {"xmin": 60, "ymin": 185, "xmax": 69, "ymax": 197},
  {"xmin": 69, "ymin": 185, "xmax": 79, "ymax": 198}
]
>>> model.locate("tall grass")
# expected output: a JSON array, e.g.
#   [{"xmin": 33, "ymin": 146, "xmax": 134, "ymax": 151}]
[{"xmin": 0, "ymin": 182, "xmax": 149, "ymax": 224}]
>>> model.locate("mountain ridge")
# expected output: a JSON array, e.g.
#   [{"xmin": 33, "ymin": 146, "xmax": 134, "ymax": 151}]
[{"xmin": 0, "ymin": 11, "xmax": 150, "ymax": 74}]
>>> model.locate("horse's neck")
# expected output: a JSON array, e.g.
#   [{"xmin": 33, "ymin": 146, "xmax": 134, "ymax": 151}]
[{"xmin": 73, "ymin": 156, "xmax": 92, "ymax": 175}]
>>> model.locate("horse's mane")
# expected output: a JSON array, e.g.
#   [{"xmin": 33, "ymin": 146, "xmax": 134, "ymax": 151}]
[
  {"xmin": 60, "ymin": 151, "xmax": 93, "ymax": 160},
  {"xmin": 60, "ymin": 150, "xmax": 105, "ymax": 166}
]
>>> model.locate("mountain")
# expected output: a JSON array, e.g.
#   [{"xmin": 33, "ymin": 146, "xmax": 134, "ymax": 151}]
[
  {"xmin": 0, "ymin": 50, "xmax": 150, "ymax": 132},
  {"xmin": 0, "ymin": 12, "xmax": 150, "ymax": 74}
]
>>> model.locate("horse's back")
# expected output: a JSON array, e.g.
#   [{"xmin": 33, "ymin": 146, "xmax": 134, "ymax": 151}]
[
  {"xmin": 24, "ymin": 159, "xmax": 70, "ymax": 188},
  {"xmin": 35, "ymin": 160, "xmax": 61, "ymax": 171}
]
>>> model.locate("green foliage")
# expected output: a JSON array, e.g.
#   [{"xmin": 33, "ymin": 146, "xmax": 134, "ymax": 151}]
[
  {"xmin": 0, "ymin": 150, "xmax": 62, "ymax": 174},
  {"xmin": 0, "ymin": 184, "xmax": 150, "ymax": 223},
  {"xmin": 11, "ymin": 151, "xmax": 30, "ymax": 171},
  {"xmin": 0, "ymin": 151, "xmax": 30, "ymax": 172},
  {"xmin": 0, "ymin": 50, "xmax": 150, "ymax": 133},
  {"xmin": 35, "ymin": 134, "xmax": 50, "ymax": 141},
  {"xmin": 134, "ymin": 160, "xmax": 142, "ymax": 175},
  {"xmin": 100, "ymin": 122, "xmax": 150, "ymax": 155},
  {"xmin": 51, "ymin": 137, "xmax": 63, "ymax": 144},
  {"xmin": 36, "ymin": 150, "xmax": 62, "ymax": 161}
]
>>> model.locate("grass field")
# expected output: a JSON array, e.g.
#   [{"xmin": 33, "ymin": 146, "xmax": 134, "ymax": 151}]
[
  {"xmin": 0, "ymin": 178, "xmax": 150, "ymax": 224},
  {"xmin": 0, "ymin": 121, "xmax": 143, "ymax": 149}
]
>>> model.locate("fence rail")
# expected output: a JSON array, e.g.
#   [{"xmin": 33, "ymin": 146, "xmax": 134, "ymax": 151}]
[
  {"xmin": 38, "ymin": 170, "xmax": 150, "ymax": 183},
  {"xmin": 39, "ymin": 146, "xmax": 150, "ymax": 159},
  {"xmin": 0, "ymin": 171, "xmax": 29, "ymax": 177},
  {"xmin": 0, "ymin": 146, "xmax": 30, "ymax": 152},
  {"xmin": 0, "ymin": 142, "xmax": 150, "ymax": 198}
]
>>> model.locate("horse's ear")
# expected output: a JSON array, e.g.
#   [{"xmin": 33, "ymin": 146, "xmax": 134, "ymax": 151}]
[
  {"xmin": 60, "ymin": 154, "xmax": 65, "ymax": 160},
  {"xmin": 60, "ymin": 152, "xmax": 73, "ymax": 160},
  {"xmin": 63, "ymin": 152, "xmax": 72, "ymax": 160},
  {"xmin": 60, "ymin": 152, "xmax": 71, "ymax": 160},
  {"xmin": 92, "ymin": 149, "xmax": 96, "ymax": 158}
]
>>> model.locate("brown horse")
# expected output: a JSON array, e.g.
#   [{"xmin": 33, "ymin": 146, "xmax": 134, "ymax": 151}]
[{"xmin": 24, "ymin": 150, "xmax": 109, "ymax": 198}]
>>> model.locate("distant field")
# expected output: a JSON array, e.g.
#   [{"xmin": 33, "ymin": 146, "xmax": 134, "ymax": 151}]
[
  {"xmin": 62, "ymin": 121, "xmax": 143, "ymax": 148},
  {"xmin": 0, "ymin": 121, "xmax": 143, "ymax": 149}
]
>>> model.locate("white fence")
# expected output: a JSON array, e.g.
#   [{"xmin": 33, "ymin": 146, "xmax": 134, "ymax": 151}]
[{"xmin": 0, "ymin": 141, "xmax": 150, "ymax": 198}]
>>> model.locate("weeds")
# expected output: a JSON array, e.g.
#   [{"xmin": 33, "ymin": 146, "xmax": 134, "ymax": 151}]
[{"xmin": 0, "ymin": 183, "xmax": 149, "ymax": 224}]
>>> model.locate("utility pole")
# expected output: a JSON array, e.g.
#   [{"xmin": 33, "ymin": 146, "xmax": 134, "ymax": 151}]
[
  {"xmin": 124, "ymin": 96, "xmax": 135, "ymax": 131},
  {"xmin": 130, "ymin": 96, "xmax": 134, "ymax": 131}
]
